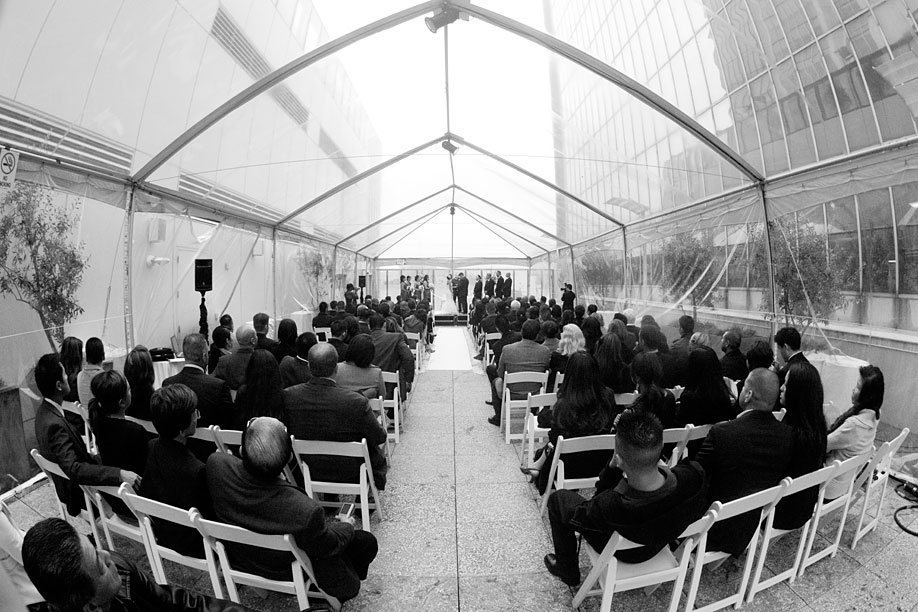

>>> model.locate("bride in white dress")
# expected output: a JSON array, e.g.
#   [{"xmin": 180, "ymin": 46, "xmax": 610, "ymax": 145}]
[{"xmin": 438, "ymin": 275, "xmax": 458, "ymax": 314}]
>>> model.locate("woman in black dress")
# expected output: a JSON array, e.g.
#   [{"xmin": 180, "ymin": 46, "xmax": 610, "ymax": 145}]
[
  {"xmin": 124, "ymin": 345, "xmax": 156, "ymax": 421},
  {"xmin": 234, "ymin": 349, "xmax": 285, "ymax": 429}
]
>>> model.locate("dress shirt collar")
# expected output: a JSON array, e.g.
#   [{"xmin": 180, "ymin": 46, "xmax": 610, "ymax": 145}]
[
  {"xmin": 183, "ymin": 363, "xmax": 205, "ymax": 374},
  {"xmin": 44, "ymin": 398, "xmax": 65, "ymax": 417}
]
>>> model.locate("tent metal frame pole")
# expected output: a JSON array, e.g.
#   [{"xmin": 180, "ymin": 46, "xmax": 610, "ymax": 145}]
[
  {"xmin": 331, "ymin": 246, "xmax": 338, "ymax": 301},
  {"xmin": 271, "ymin": 228, "xmax": 278, "ymax": 323},
  {"xmin": 453, "ymin": 204, "xmax": 549, "ymax": 255},
  {"xmin": 123, "ymin": 188, "xmax": 136, "ymax": 349},
  {"xmin": 759, "ymin": 182, "xmax": 778, "ymax": 341}
]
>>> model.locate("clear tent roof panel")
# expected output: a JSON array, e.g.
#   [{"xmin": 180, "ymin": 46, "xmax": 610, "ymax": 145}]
[
  {"xmin": 337, "ymin": 187, "xmax": 456, "ymax": 252},
  {"xmin": 450, "ymin": 190, "xmax": 563, "ymax": 253}
]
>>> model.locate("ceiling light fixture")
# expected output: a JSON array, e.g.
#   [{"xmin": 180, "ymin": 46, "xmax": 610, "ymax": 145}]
[
  {"xmin": 425, "ymin": 7, "xmax": 461, "ymax": 33},
  {"xmin": 441, "ymin": 140, "xmax": 458, "ymax": 154}
]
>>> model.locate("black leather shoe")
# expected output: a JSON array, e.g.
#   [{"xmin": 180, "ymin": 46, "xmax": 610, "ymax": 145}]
[
  {"xmin": 544, "ymin": 554, "xmax": 579, "ymax": 586},
  {"xmin": 484, "ymin": 400, "xmax": 493, "ymax": 406},
  {"xmin": 487, "ymin": 416, "xmax": 500, "ymax": 427}
]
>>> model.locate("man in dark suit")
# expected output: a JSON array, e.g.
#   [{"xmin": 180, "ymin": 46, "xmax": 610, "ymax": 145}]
[
  {"xmin": 670, "ymin": 315, "xmax": 694, "ymax": 355},
  {"xmin": 720, "ymin": 329, "xmax": 748, "ymax": 383},
  {"xmin": 284, "ymin": 343, "xmax": 388, "ymax": 489},
  {"xmin": 163, "ymin": 333, "xmax": 235, "ymax": 429},
  {"xmin": 561, "ymin": 283, "xmax": 576, "ymax": 313},
  {"xmin": 253, "ymin": 312, "xmax": 281, "ymax": 357},
  {"xmin": 487, "ymin": 319, "xmax": 549, "ymax": 426},
  {"xmin": 484, "ymin": 273, "xmax": 495, "ymax": 299},
  {"xmin": 502, "ymin": 273, "xmax": 513, "ymax": 300},
  {"xmin": 695, "ymin": 368, "xmax": 794, "ymax": 555},
  {"xmin": 495, "ymin": 271, "xmax": 504, "ymax": 299},
  {"xmin": 213, "ymin": 325, "xmax": 257, "ymax": 390},
  {"xmin": 33, "ymin": 353, "xmax": 137, "ymax": 516},
  {"xmin": 775, "ymin": 326, "xmax": 808, "ymax": 385},
  {"xmin": 457, "ymin": 272, "xmax": 469, "ymax": 314},
  {"xmin": 311, "ymin": 302, "xmax": 334, "ymax": 329},
  {"xmin": 473, "ymin": 274, "xmax": 483, "ymax": 301},
  {"xmin": 206, "ymin": 416, "xmax": 378, "ymax": 602},
  {"xmin": 279, "ymin": 332, "xmax": 316, "ymax": 388},
  {"xmin": 328, "ymin": 319, "xmax": 349, "ymax": 362},
  {"xmin": 368, "ymin": 313, "xmax": 414, "ymax": 400}
]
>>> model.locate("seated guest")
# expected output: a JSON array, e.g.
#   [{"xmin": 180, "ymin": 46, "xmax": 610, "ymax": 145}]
[
  {"xmin": 213, "ymin": 324, "xmax": 257, "ymax": 390},
  {"xmin": 163, "ymin": 333, "xmax": 234, "ymax": 429},
  {"xmin": 586, "ymin": 303, "xmax": 604, "ymax": 328},
  {"xmin": 593, "ymin": 332, "xmax": 632, "ymax": 394},
  {"xmin": 402, "ymin": 307, "xmax": 427, "ymax": 348},
  {"xmin": 220, "ymin": 313, "xmax": 234, "ymax": 332},
  {"xmin": 368, "ymin": 313, "xmax": 414, "ymax": 401},
  {"xmin": 637, "ymin": 326, "xmax": 685, "ymax": 388},
  {"xmin": 775, "ymin": 326, "xmax": 808, "ymax": 384},
  {"xmin": 528, "ymin": 353, "xmax": 615, "ymax": 494},
  {"xmin": 34, "ymin": 353, "xmax": 139, "ymax": 516},
  {"xmin": 141, "ymin": 384, "xmax": 213, "ymax": 558},
  {"xmin": 774, "ymin": 362, "xmax": 827, "ymax": 529},
  {"xmin": 560, "ymin": 309, "xmax": 575, "ymax": 328},
  {"xmin": 59, "ymin": 336, "xmax": 83, "ymax": 404},
  {"xmin": 676, "ymin": 346, "xmax": 736, "ymax": 428},
  {"xmin": 336, "ymin": 334, "xmax": 386, "ymax": 401},
  {"xmin": 574, "ymin": 304, "xmax": 586, "ymax": 327},
  {"xmin": 284, "ymin": 344, "xmax": 388, "ymax": 489},
  {"xmin": 311, "ymin": 301, "xmax": 334, "ymax": 329},
  {"xmin": 124, "ymin": 345, "xmax": 156, "ymax": 421},
  {"xmin": 0, "ymin": 498, "xmax": 43, "ymax": 607},
  {"xmin": 275, "ymin": 318, "xmax": 298, "ymax": 362},
  {"xmin": 695, "ymin": 368, "xmax": 794, "ymax": 555},
  {"xmin": 746, "ymin": 339, "xmax": 775, "ymax": 372},
  {"xmin": 279, "ymin": 332, "xmax": 316, "ymax": 388},
  {"xmin": 253, "ymin": 312, "xmax": 281, "ymax": 356},
  {"xmin": 720, "ymin": 329, "xmax": 748, "ymax": 384},
  {"xmin": 234, "ymin": 349, "xmax": 285, "ymax": 429},
  {"xmin": 540, "ymin": 320, "xmax": 560, "ymax": 353},
  {"xmin": 76, "ymin": 337, "xmax": 105, "ymax": 407},
  {"xmin": 23, "ymin": 518, "xmax": 249, "ymax": 612},
  {"xmin": 328, "ymin": 319, "xmax": 349, "ymax": 362},
  {"xmin": 609, "ymin": 317, "xmax": 636, "ymax": 363},
  {"xmin": 689, "ymin": 332, "xmax": 710, "ymax": 348},
  {"xmin": 208, "ymin": 326, "xmax": 234, "ymax": 374},
  {"xmin": 627, "ymin": 352, "xmax": 677, "ymax": 429},
  {"xmin": 580, "ymin": 316, "xmax": 602, "ymax": 355},
  {"xmin": 488, "ymin": 319, "xmax": 551, "ymax": 427},
  {"xmin": 824, "ymin": 365, "xmax": 884, "ymax": 499},
  {"xmin": 670, "ymin": 315, "xmax": 694, "ymax": 355},
  {"xmin": 207, "ymin": 417, "xmax": 378, "ymax": 602},
  {"xmin": 88, "ymin": 371, "xmax": 148, "ymax": 479},
  {"xmin": 543, "ymin": 410, "xmax": 707, "ymax": 586},
  {"xmin": 547, "ymin": 324, "xmax": 584, "ymax": 392}
]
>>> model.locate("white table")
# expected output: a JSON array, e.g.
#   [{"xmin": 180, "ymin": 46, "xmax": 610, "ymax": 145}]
[{"xmin": 152, "ymin": 358, "xmax": 185, "ymax": 390}]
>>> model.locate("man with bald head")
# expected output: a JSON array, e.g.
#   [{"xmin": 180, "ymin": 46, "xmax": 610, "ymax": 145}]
[
  {"xmin": 695, "ymin": 367, "xmax": 795, "ymax": 555},
  {"xmin": 213, "ymin": 324, "xmax": 258, "ymax": 390},
  {"xmin": 283, "ymin": 343, "xmax": 388, "ymax": 489},
  {"xmin": 163, "ymin": 333, "xmax": 234, "ymax": 429},
  {"xmin": 207, "ymin": 417, "xmax": 378, "ymax": 602}
]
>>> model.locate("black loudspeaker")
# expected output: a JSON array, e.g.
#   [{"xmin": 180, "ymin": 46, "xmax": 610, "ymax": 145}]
[
  {"xmin": 358, "ymin": 275, "xmax": 367, "ymax": 288},
  {"xmin": 195, "ymin": 259, "xmax": 213, "ymax": 293}
]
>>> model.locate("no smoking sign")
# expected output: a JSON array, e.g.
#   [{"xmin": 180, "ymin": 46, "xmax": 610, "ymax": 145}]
[{"xmin": 1, "ymin": 148, "xmax": 19, "ymax": 187}]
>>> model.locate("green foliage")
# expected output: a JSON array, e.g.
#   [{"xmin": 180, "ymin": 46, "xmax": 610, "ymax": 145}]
[
  {"xmin": 752, "ymin": 216, "xmax": 847, "ymax": 332},
  {"xmin": 297, "ymin": 248, "xmax": 327, "ymax": 305},
  {"xmin": 576, "ymin": 249, "xmax": 619, "ymax": 297},
  {"xmin": 660, "ymin": 233, "xmax": 720, "ymax": 318},
  {"xmin": 0, "ymin": 183, "xmax": 86, "ymax": 350}
]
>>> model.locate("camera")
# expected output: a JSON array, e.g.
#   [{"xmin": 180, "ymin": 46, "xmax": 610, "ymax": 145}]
[{"xmin": 335, "ymin": 503, "xmax": 356, "ymax": 521}]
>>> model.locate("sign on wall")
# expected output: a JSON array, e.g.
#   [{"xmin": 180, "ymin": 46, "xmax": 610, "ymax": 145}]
[{"xmin": 0, "ymin": 149, "xmax": 19, "ymax": 187}]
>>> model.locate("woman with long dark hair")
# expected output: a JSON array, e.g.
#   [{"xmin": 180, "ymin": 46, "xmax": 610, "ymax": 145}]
[
  {"xmin": 88, "ymin": 370, "xmax": 148, "ymax": 477},
  {"xmin": 580, "ymin": 316, "xmax": 602, "ymax": 355},
  {"xmin": 593, "ymin": 332, "xmax": 632, "ymax": 394},
  {"xmin": 59, "ymin": 337, "xmax": 83, "ymax": 403},
  {"xmin": 276, "ymin": 318, "xmax": 298, "ymax": 361},
  {"xmin": 627, "ymin": 352, "xmax": 676, "ymax": 429},
  {"xmin": 336, "ymin": 334, "xmax": 386, "ymax": 400},
  {"xmin": 677, "ymin": 346, "xmax": 735, "ymax": 427},
  {"xmin": 527, "ymin": 353, "xmax": 615, "ymax": 494},
  {"xmin": 124, "ymin": 345, "xmax": 156, "ymax": 421},
  {"xmin": 823, "ymin": 365, "xmax": 884, "ymax": 499},
  {"xmin": 773, "ymin": 361, "xmax": 828, "ymax": 528},
  {"xmin": 233, "ymin": 349, "xmax": 285, "ymax": 428}
]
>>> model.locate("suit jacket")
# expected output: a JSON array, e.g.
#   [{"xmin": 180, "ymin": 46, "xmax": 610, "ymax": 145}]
[
  {"xmin": 369, "ymin": 329, "xmax": 414, "ymax": 384},
  {"xmin": 213, "ymin": 346, "xmax": 255, "ymax": 390},
  {"xmin": 495, "ymin": 276, "xmax": 505, "ymax": 296},
  {"xmin": 206, "ymin": 452, "xmax": 368, "ymax": 600},
  {"xmin": 279, "ymin": 356, "xmax": 312, "ymax": 388},
  {"xmin": 311, "ymin": 312, "xmax": 334, "ymax": 329},
  {"xmin": 257, "ymin": 333, "xmax": 281, "ymax": 355},
  {"xmin": 484, "ymin": 278, "xmax": 495, "ymax": 297},
  {"xmin": 720, "ymin": 349, "xmax": 748, "ymax": 383},
  {"xmin": 335, "ymin": 363, "xmax": 386, "ymax": 400},
  {"xmin": 163, "ymin": 366, "xmax": 235, "ymax": 429},
  {"xmin": 491, "ymin": 331, "xmax": 521, "ymax": 366},
  {"xmin": 778, "ymin": 351, "xmax": 809, "ymax": 385},
  {"xmin": 497, "ymin": 338, "xmax": 552, "ymax": 398},
  {"xmin": 502, "ymin": 278, "xmax": 513, "ymax": 299},
  {"xmin": 670, "ymin": 334, "xmax": 691, "ymax": 355},
  {"xmin": 473, "ymin": 280, "xmax": 483, "ymax": 300},
  {"xmin": 695, "ymin": 410, "xmax": 795, "ymax": 555},
  {"xmin": 284, "ymin": 378, "xmax": 388, "ymax": 489},
  {"xmin": 458, "ymin": 276, "xmax": 469, "ymax": 297},
  {"xmin": 328, "ymin": 338, "xmax": 348, "ymax": 362},
  {"xmin": 35, "ymin": 400, "xmax": 121, "ymax": 515}
]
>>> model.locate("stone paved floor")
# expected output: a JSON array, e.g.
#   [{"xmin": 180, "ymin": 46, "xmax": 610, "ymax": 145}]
[{"xmin": 6, "ymin": 327, "xmax": 918, "ymax": 611}]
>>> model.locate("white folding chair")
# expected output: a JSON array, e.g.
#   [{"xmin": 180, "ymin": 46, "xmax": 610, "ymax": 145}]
[
  {"xmin": 290, "ymin": 437, "xmax": 383, "ymax": 532},
  {"xmin": 62, "ymin": 400, "xmax": 95, "ymax": 454},
  {"xmin": 522, "ymin": 392, "xmax": 556, "ymax": 468},
  {"xmin": 313, "ymin": 327, "xmax": 332, "ymax": 342},
  {"xmin": 684, "ymin": 481, "xmax": 789, "ymax": 612},
  {"xmin": 368, "ymin": 397, "xmax": 392, "ymax": 462},
  {"xmin": 798, "ymin": 452, "xmax": 871, "ymax": 576},
  {"xmin": 193, "ymin": 513, "xmax": 340, "ymax": 612},
  {"xmin": 670, "ymin": 423, "xmax": 713, "ymax": 466},
  {"xmin": 552, "ymin": 372, "xmax": 565, "ymax": 393},
  {"xmin": 405, "ymin": 332, "xmax": 421, "ymax": 374},
  {"xmin": 119, "ymin": 484, "xmax": 222, "ymax": 593},
  {"xmin": 614, "ymin": 392, "xmax": 637, "ymax": 406},
  {"xmin": 773, "ymin": 407, "xmax": 787, "ymax": 421},
  {"xmin": 501, "ymin": 370, "xmax": 548, "ymax": 444},
  {"xmin": 0, "ymin": 501, "xmax": 34, "ymax": 612},
  {"xmin": 29, "ymin": 449, "xmax": 94, "ymax": 524},
  {"xmin": 539, "ymin": 434, "xmax": 616, "ymax": 516},
  {"xmin": 851, "ymin": 427, "xmax": 909, "ymax": 549},
  {"xmin": 573, "ymin": 506, "xmax": 720, "ymax": 612},
  {"xmin": 747, "ymin": 462, "xmax": 839, "ymax": 602},
  {"xmin": 80, "ymin": 482, "xmax": 144, "ymax": 553},
  {"xmin": 211, "ymin": 426, "xmax": 241, "ymax": 455},
  {"xmin": 125, "ymin": 415, "xmax": 158, "ymax": 436},
  {"xmin": 483, "ymin": 332, "xmax": 501, "ymax": 364},
  {"xmin": 381, "ymin": 371, "xmax": 402, "ymax": 444},
  {"xmin": 661, "ymin": 426, "xmax": 692, "ymax": 468}
]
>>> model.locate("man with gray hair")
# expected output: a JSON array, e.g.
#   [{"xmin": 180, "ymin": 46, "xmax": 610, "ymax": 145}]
[
  {"xmin": 163, "ymin": 333, "xmax": 234, "ymax": 429},
  {"xmin": 206, "ymin": 416, "xmax": 378, "ymax": 602},
  {"xmin": 213, "ymin": 324, "xmax": 258, "ymax": 390}
]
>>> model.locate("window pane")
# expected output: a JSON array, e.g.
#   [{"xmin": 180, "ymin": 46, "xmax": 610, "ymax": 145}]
[
  {"xmin": 858, "ymin": 188, "xmax": 895, "ymax": 293},
  {"xmin": 892, "ymin": 182, "xmax": 918, "ymax": 294},
  {"xmin": 826, "ymin": 196, "xmax": 860, "ymax": 291}
]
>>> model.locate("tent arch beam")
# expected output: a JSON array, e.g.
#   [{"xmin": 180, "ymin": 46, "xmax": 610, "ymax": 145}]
[
  {"xmin": 335, "ymin": 186, "xmax": 453, "ymax": 246},
  {"xmin": 452, "ymin": 203, "xmax": 548, "ymax": 255},
  {"xmin": 454, "ymin": 185, "xmax": 570, "ymax": 247}
]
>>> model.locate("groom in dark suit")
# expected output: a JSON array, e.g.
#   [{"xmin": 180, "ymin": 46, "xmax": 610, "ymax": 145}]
[
  {"xmin": 457, "ymin": 272, "xmax": 470, "ymax": 314},
  {"xmin": 283, "ymin": 343, "xmax": 388, "ymax": 489}
]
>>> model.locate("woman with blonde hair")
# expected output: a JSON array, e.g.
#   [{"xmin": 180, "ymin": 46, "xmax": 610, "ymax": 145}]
[{"xmin": 547, "ymin": 324, "xmax": 585, "ymax": 391}]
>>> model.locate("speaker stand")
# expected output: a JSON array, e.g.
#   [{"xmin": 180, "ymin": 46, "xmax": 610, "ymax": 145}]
[{"xmin": 199, "ymin": 291, "xmax": 209, "ymax": 338}]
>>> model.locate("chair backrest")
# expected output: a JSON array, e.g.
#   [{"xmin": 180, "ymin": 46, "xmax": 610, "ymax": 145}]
[
  {"xmin": 211, "ymin": 426, "xmax": 241, "ymax": 454},
  {"xmin": 29, "ymin": 448, "xmax": 68, "ymax": 481},
  {"xmin": 125, "ymin": 415, "xmax": 158, "ymax": 435},
  {"xmin": 685, "ymin": 423, "xmax": 713, "ymax": 442},
  {"xmin": 504, "ymin": 370, "xmax": 549, "ymax": 387},
  {"xmin": 662, "ymin": 426, "xmax": 692, "ymax": 445},
  {"xmin": 774, "ymin": 407, "xmax": 787, "ymax": 421},
  {"xmin": 81, "ymin": 482, "xmax": 144, "ymax": 551},
  {"xmin": 313, "ymin": 327, "xmax": 331, "ymax": 342},
  {"xmin": 715, "ymin": 481, "xmax": 788, "ymax": 522},
  {"xmin": 381, "ymin": 371, "xmax": 399, "ymax": 385},
  {"xmin": 783, "ymin": 461, "xmax": 839, "ymax": 497},
  {"xmin": 613, "ymin": 392, "xmax": 637, "ymax": 405},
  {"xmin": 553, "ymin": 372, "xmax": 564, "ymax": 393},
  {"xmin": 61, "ymin": 401, "xmax": 93, "ymax": 451},
  {"xmin": 526, "ymin": 392, "xmax": 557, "ymax": 415},
  {"xmin": 404, "ymin": 332, "xmax": 420, "ymax": 344},
  {"xmin": 485, "ymin": 332, "xmax": 501, "ymax": 342},
  {"xmin": 556, "ymin": 433, "xmax": 617, "ymax": 456}
]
